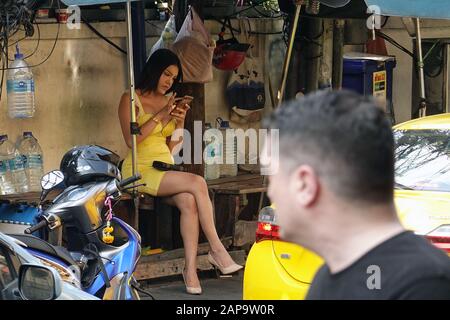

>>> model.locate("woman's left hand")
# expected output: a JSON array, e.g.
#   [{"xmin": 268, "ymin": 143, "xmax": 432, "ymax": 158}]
[{"xmin": 170, "ymin": 103, "xmax": 190, "ymax": 123}]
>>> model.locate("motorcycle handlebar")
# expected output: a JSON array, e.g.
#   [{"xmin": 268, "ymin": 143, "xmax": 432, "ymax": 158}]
[
  {"xmin": 25, "ymin": 219, "xmax": 47, "ymax": 234},
  {"xmin": 118, "ymin": 174, "xmax": 142, "ymax": 189}
]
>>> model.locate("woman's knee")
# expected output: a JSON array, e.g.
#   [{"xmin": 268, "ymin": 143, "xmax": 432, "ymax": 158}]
[
  {"xmin": 191, "ymin": 175, "xmax": 208, "ymax": 193},
  {"xmin": 176, "ymin": 193, "xmax": 197, "ymax": 215}
]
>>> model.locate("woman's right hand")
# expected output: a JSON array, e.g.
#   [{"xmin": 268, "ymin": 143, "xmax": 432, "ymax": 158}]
[{"xmin": 157, "ymin": 93, "xmax": 177, "ymax": 122}]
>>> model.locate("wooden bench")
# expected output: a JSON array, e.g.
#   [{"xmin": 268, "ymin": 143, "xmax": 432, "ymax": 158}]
[{"xmin": 207, "ymin": 173, "xmax": 269, "ymax": 248}]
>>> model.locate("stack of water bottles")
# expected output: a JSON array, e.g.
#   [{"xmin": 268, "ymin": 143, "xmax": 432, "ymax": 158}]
[{"xmin": 0, "ymin": 132, "xmax": 44, "ymax": 195}]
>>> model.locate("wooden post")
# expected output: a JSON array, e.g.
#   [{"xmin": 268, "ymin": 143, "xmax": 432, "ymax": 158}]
[
  {"xmin": 178, "ymin": 83, "xmax": 205, "ymax": 177},
  {"xmin": 332, "ymin": 19, "xmax": 345, "ymax": 89}
]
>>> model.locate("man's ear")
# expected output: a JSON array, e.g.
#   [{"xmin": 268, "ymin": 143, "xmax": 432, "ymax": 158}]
[{"xmin": 290, "ymin": 165, "xmax": 320, "ymax": 207}]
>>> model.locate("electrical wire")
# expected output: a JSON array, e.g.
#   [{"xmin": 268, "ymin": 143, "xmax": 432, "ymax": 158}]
[
  {"xmin": 145, "ymin": 19, "xmax": 165, "ymax": 32},
  {"xmin": 376, "ymin": 30, "xmax": 414, "ymax": 58},
  {"xmin": 3, "ymin": 22, "xmax": 41, "ymax": 62},
  {"xmin": 211, "ymin": 0, "xmax": 282, "ymax": 19},
  {"xmin": 0, "ymin": 0, "xmax": 39, "ymax": 101},
  {"xmin": 81, "ymin": 15, "xmax": 127, "ymax": 55},
  {"xmin": 381, "ymin": 16, "xmax": 389, "ymax": 29},
  {"xmin": 212, "ymin": 17, "xmax": 284, "ymax": 39},
  {"xmin": 8, "ymin": 26, "xmax": 27, "ymax": 47},
  {"xmin": 423, "ymin": 41, "xmax": 444, "ymax": 78},
  {"xmin": 234, "ymin": 0, "xmax": 275, "ymax": 17},
  {"xmin": 281, "ymin": 14, "xmax": 324, "ymax": 49},
  {"xmin": 0, "ymin": 22, "xmax": 60, "ymax": 71},
  {"xmin": 130, "ymin": 281, "xmax": 155, "ymax": 300},
  {"xmin": 24, "ymin": 22, "xmax": 40, "ymax": 59},
  {"xmin": 251, "ymin": 5, "xmax": 283, "ymax": 19}
]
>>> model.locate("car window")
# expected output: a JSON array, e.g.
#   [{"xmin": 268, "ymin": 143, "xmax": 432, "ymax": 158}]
[{"xmin": 395, "ymin": 129, "xmax": 450, "ymax": 192}]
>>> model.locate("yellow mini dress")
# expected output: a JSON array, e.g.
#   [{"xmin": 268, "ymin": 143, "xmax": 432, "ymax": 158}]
[{"xmin": 121, "ymin": 93, "xmax": 177, "ymax": 196}]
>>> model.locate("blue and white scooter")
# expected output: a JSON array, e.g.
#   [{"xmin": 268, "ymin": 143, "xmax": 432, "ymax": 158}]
[{"xmin": 10, "ymin": 145, "xmax": 151, "ymax": 300}]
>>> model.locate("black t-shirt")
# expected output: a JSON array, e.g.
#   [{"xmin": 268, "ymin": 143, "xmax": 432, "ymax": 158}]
[{"xmin": 306, "ymin": 231, "xmax": 450, "ymax": 300}]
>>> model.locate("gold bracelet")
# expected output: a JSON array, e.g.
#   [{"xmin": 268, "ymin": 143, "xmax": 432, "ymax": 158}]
[{"xmin": 151, "ymin": 117, "xmax": 161, "ymax": 124}]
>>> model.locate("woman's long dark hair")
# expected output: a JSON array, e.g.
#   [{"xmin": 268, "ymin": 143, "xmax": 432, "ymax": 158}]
[{"xmin": 136, "ymin": 48, "xmax": 183, "ymax": 94}]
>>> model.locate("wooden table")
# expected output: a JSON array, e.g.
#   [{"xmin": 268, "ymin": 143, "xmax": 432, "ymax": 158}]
[{"xmin": 207, "ymin": 173, "xmax": 268, "ymax": 247}]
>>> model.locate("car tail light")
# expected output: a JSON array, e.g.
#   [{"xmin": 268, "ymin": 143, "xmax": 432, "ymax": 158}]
[
  {"xmin": 425, "ymin": 225, "xmax": 450, "ymax": 254},
  {"xmin": 256, "ymin": 206, "xmax": 280, "ymax": 242}
]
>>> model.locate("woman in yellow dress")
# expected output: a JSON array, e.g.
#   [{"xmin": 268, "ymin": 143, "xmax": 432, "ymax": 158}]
[{"xmin": 118, "ymin": 49, "xmax": 242, "ymax": 295}]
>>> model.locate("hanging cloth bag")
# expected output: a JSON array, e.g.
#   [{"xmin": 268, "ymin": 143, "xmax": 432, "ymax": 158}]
[
  {"xmin": 226, "ymin": 19, "xmax": 265, "ymax": 120},
  {"xmin": 171, "ymin": 7, "xmax": 215, "ymax": 83}
]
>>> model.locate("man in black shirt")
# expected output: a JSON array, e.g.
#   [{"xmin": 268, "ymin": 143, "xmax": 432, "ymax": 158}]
[{"xmin": 262, "ymin": 90, "xmax": 450, "ymax": 300}]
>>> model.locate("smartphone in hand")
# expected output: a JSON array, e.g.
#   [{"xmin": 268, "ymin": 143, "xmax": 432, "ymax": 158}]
[{"xmin": 171, "ymin": 95, "xmax": 193, "ymax": 114}]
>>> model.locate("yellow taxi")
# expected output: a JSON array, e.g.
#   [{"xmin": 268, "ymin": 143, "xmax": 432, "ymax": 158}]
[{"xmin": 243, "ymin": 113, "xmax": 450, "ymax": 299}]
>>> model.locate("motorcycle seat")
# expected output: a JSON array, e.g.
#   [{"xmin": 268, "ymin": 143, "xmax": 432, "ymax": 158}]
[{"xmin": 8, "ymin": 233, "xmax": 80, "ymax": 270}]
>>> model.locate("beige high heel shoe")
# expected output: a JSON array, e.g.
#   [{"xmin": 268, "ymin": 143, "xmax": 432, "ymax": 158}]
[
  {"xmin": 182, "ymin": 269, "xmax": 202, "ymax": 295},
  {"xmin": 208, "ymin": 252, "xmax": 243, "ymax": 275}
]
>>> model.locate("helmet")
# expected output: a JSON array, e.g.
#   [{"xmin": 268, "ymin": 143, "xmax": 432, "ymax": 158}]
[
  {"xmin": 60, "ymin": 145, "xmax": 121, "ymax": 186},
  {"xmin": 213, "ymin": 38, "xmax": 250, "ymax": 71}
]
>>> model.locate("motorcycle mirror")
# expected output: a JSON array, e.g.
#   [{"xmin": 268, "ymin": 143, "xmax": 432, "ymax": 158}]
[{"xmin": 41, "ymin": 171, "xmax": 65, "ymax": 191}]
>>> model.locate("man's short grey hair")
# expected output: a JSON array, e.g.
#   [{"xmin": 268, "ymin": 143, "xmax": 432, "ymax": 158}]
[{"xmin": 263, "ymin": 90, "xmax": 395, "ymax": 204}]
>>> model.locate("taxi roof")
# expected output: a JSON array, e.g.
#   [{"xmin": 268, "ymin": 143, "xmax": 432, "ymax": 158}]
[{"xmin": 393, "ymin": 113, "xmax": 450, "ymax": 130}]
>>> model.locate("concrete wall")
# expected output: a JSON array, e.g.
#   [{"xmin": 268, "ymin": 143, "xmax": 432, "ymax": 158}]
[
  {"xmin": 1, "ymin": 23, "xmax": 129, "ymax": 173},
  {"xmin": 0, "ymin": 19, "xmax": 282, "ymax": 173}
]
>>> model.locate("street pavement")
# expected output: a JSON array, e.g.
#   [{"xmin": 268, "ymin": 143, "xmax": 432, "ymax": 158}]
[{"xmin": 139, "ymin": 270, "xmax": 243, "ymax": 300}]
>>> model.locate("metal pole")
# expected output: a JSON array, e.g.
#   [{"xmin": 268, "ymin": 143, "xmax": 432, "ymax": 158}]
[
  {"xmin": 259, "ymin": 1, "xmax": 303, "ymax": 214},
  {"xmin": 126, "ymin": 1, "xmax": 138, "ymax": 177},
  {"xmin": 131, "ymin": 0, "xmax": 147, "ymax": 79},
  {"xmin": 277, "ymin": 2, "xmax": 302, "ymax": 108},
  {"xmin": 415, "ymin": 18, "xmax": 427, "ymax": 117},
  {"xmin": 126, "ymin": 1, "xmax": 140, "ymax": 230}
]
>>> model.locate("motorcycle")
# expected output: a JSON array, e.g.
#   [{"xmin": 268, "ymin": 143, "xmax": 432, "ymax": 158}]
[{"xmin": 9, "ymin": 145, "xmax": 151, "ymax": 300}]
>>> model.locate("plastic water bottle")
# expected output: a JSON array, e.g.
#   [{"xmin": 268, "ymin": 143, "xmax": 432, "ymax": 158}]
[
  {"xmin": 0, "ymin": 135, "xmax": 16, "ymax": 195},
  {"xmin": 9, "ymin": 139, "xmax": 28, "ymax": 194},
  {"xmin": 217, "ymin": 118, "xmax": 238, "ymax": 177},
  {"xmin": 7, "ymin": 45, "xmax": 35, "ymax": 119},
  {"xmin": 203, "ymin": 123, "xmax": 221, "ymax": 181},
  {"xmin": 18, "ymin": 132, "xmax": 44, "ymax": 192}
]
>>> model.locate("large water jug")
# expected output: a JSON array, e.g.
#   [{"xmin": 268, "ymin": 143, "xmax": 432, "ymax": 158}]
[
  {"xmin": 217, "ymin": 118, "xmax": 238, "ymax": 177},
  {"xmin": 7, "ymin": 45, "xmax": 35, "ymax": 119},
  {"xmin": 9, "ymin": 139, "xmax": 28, "ymax": 194},
  {"xmin": 0, "ymin": 135, "xmax": 16, "ymax": 195},
  {"xmin": 18, "ymin": 132, "xmax": 44, "ymax": 192},
  {"xmin": 203, "ymin": 123, "xmax": 221, "ymax": 181}
]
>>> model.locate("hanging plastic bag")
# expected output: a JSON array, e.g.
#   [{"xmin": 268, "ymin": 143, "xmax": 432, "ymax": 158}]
[
  {"xmin": 171, "ymin": 7, "xmax": 215, "ymax": 83},
  {"xmin": 149, "ymin": 15, "xmax": 178, "ymax": 56}
]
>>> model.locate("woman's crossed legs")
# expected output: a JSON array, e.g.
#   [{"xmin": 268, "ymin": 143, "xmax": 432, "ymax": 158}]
[{"xmin": 158, "ymin": 171, "xmax": 238, "ymax": 289}]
